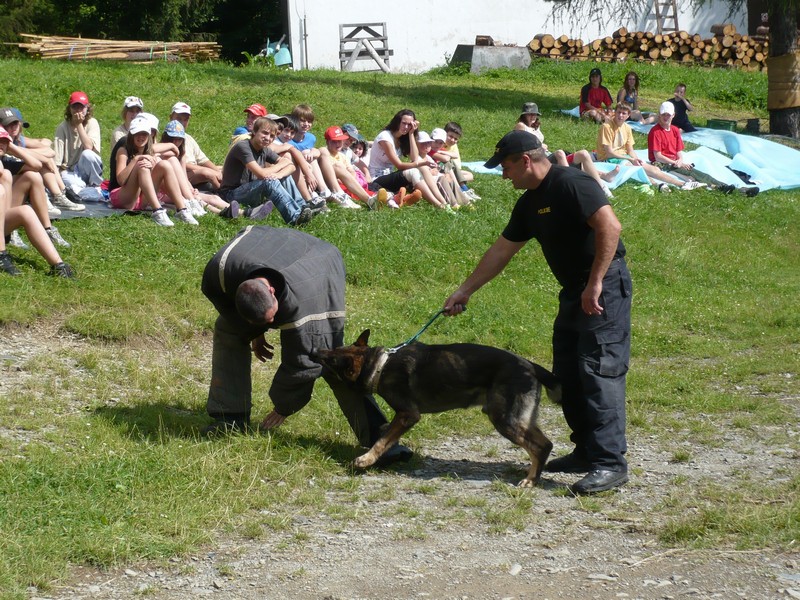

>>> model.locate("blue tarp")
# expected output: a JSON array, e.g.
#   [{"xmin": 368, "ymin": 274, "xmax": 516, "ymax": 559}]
[{"xmin": 490, "ymin": 107, "xmax": 800, "ymax": 191}]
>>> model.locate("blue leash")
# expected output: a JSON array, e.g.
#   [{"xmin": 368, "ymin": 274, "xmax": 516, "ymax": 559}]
[{"xmin": 387, "ymin": 306, "xmax": 464, "ymax": 354}]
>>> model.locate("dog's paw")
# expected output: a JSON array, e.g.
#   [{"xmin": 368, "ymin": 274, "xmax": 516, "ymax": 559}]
[
  {"xmin": 353, "ymin": 453, "xmax": 376, "ymax": 469},
  {"xmin": 517, "ymin": 478, "xmax": 537, "ymax": 488}
]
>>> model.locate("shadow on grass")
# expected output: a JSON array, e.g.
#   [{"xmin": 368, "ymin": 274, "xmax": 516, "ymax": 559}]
[
  {"xmin": 92, "ymin": 401, "xmax": 368, "ymax": 458},
  {"xmin": 91, "ymin": 402, "xmax": 567, "ymax": 490}
]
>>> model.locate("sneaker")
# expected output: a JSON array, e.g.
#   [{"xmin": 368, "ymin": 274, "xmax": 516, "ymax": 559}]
[
  {"xmin": 0, "ymin": 251, "xmax": 21, "ymax": 276},
  {"xmin": 8, "ymin": 229, "xmax": 28, "ymax": 249},
  {"xmin": 402, "ymin": 189, "xmax": 423, "ymax": 206},
  {"xmin": 219, "ymin": 200, "xmax": 239, "ymax": 219},
  {"xmin": 317, "ymin": 189, "xmax": 332, "ymax": 199},
  {"xmin": 308, "ymin": 196, "xmax": 328, "ymax": 211},
  {"xmin": 174, "ymin": 208, "xmax": 199, "ymax": 225},
  {"xmin": 186, "ymin": 198, "xmax": 206, "ymax": 216},
  {"xmin": 47, "ymin": 198, "xmax": 62, "ymax": 217},
  {"xmin": 151, "ymin": 208, "xmax": 175, "ymax": 227},
  {"xmin": 309, "ymin": 199, "xmax": 330, "ymax": 215},
  {"xmin": 49, "ymin": 262, "xmax": 75, "ymax": 279},
  {"xmin": 64, "ymin": 186, "xmax": 85, "ymax": 205},
  {"xmin": 742, "ymin": 186, "xmax": 760, "ymax": 197},
  {"xmin": 600, "ymin": 182, "xmax": 614, "ymax": 199},
  {"xmin": 368, "ymin": 188, "xmax": 387, "ymax": 211},
  {"xmin": 246, "ymin": 201, "xmax": 274, "ymax": 221},
  {"xmin": 342, "ymin": 197, "xmax": 361, "ymax": 209},
  {"xmin": 293, "ymin": 206, "xmax": 313, "ymax": 225},
  {"xmin": 309, "ymin": 202, "xmax": 330, "ymax": 216},
  {"xmin": 636, "ymin": 184, "xmax": 655, "ymax": 196},
  {"xmin": 464, "ymin": 188, "xmax": 481, "ymax": 201},
  {"xmin": 387, "ymin": 199, "xmax": 400, "ymax": 209},
  {"xmin": 681, "ymin": 181, "xmax": 706, "ymax": 191},
  {"xmin": 46, "ymin": 226, "xmax": 71, "ymax": 248},
  {"xmin": 718, "ymin": 183, "xmax": 736, "ymax": 194},
  {"xmin": 52, "ymin": 192, "xmax": 85, "ymax": 211},
  {"xmin": 658, "ymin": 183, "xmax": 672, "ymax": 194},
  {"xmin": 332, "ymin": 193, "xmax": 361, "ymax": 209},
  {"xmin": 443, "ymin": 205, "xmax": 456, "ymax": 214}
]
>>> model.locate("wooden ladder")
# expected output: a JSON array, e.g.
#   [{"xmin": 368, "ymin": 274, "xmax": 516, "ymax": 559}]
[
  {"xmin": 653, "ymin": 0, "xmax": 680, "ymax": 34},
  {"xmin": 339, "ymin": 23, "xmax": 393, "ymax": 73}
]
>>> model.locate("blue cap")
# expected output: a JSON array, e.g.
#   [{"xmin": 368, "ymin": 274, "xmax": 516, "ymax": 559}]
[
  {"xmin": 11, "ymin": 108, "xmax": 29, "ymax": 128},
  {"xmin": 164, "ymin": 120, "xmax": 186, "ymax": 138},
  {"xmin": 342, "ymin": 123, "xmax": 364, "ymax": 141}
]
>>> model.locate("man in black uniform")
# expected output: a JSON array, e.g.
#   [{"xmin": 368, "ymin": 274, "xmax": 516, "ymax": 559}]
[
  {"xmin": 201, "ymin": 225, "xmax": 411, "ymax": 464},
  {"xmin": 444, "ymin": 131, "xmax": 631, "ymax": 494}
]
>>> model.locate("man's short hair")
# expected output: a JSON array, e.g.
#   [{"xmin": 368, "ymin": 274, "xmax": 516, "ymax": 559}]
[
  {"xmin": 615, "ymin": 102, "xmax": 632, "ymax": 113},
  {"xmin": 235, "ymin": 279, "xmax": 274, "ymax": 324}
]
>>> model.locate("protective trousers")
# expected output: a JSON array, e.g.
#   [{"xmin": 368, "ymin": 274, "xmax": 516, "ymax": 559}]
[{"xmin": 552, "ymin": 258, "xmax": 632, "ymax": 471}]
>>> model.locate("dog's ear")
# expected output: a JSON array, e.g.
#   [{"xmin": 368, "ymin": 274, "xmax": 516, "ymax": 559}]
[{"xmin": 355, "ymin": 329, "xmax": 370, "ymax": 346}]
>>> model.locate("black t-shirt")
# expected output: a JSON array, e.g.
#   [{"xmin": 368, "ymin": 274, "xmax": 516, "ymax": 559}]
[
  {"xmin": 220, "ymin": 138, "xmax": 280, "ymax": 194},
  {"xmin": 502, "ymin": 165, "xmax": 625, "ymax": 289},
  {"xmin": 108, "ymin": 137, "xmax": 127, "ymax": 191},
  {"xmin": 668, "ymin": 98, "xmax": 696, "ymax": 132}
]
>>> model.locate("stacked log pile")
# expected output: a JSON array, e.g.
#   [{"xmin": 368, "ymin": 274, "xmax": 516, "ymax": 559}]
[
  {"xmin": 528, "ymin": 25, "xmax": 769, "ymax": 71},
  {"xmin": 19, "ymin": 34, "xmax": 220, "ymax": 62}
]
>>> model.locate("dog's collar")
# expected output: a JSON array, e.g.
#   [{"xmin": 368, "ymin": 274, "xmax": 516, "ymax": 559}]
[{"xmin": 362, "ymin": 349, "xmax": 390, "ymax": 394}]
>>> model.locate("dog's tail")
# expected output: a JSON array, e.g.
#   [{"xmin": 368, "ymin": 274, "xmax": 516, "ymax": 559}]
[{"xmin": 531, "ymin": 362, "xmax": 563, "ymax": 405}]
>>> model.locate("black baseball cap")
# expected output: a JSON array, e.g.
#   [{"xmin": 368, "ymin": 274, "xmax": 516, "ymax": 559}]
[{"xmin": 484, "ymin": 130, "xmax": 542, "ymax": 169}]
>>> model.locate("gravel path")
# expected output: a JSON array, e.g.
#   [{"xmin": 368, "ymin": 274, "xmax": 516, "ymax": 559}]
[{"xmin": 3, "ymin": 326, "xmax": 798, "ymax": 600}]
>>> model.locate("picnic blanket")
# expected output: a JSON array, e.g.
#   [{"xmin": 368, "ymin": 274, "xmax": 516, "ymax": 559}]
[{"xmin": 55, "ymin": 202, "xmax": 125, "ymax": 220}]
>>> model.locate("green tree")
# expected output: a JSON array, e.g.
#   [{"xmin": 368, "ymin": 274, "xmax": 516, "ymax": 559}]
[
  {"xmin": 0, "ymin": 0, "xmax": 59, "ymax": 55},
  {"xmin": 214, "ymin": 0, "xmax": 284, "ymax": 62},
  {"xmin": 0, "ymin": 0, "xmax": 222, "ymax": 46}
]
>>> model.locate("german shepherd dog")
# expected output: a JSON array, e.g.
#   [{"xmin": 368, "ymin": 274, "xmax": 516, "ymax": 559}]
[{"xmin": 310, "ymin": 330, "xmax": 562, "ymax": 487}]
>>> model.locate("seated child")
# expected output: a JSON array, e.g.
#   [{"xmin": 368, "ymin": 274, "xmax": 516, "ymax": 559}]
[
  {"xmin": 269, "ymin": 114, "xmax": 329, "ymax": 204},
  {"xmin": 341, "ymin": 123, "xmax": 372, "ymax": 188},
  {"xmin": 286, "ymin": 104, "xmax": 351, "ymax": 205},
  {"xmin": 233, "ymin": 103, "xmax": 267, "ymax": 136},
  {"xmin": 111, "ymin": 96, "xmax": 144, "ymax": 146},
  {"xmin": 1, "ymin": 126, "xmax": 74, "ymax": 277},
  {"xmin": 435, "ymin": 122, "xmax": 480, "ymax": 200},
  {"xmin": 596, "ymin": 103, "xmax": 704, "ymax": 192},
  {"xmin": 667, "ymin": 83, "xmax": 697, "ymax": 132},
  {"xmin": 322, "ymin": 125, "xmax": 384, "ymax": 209},
  {"xmin": 580, "ymin": 68, "xmax": 614, "ymax": 124},
  {"xmin": 428, "ymin": 129, "xmax": 472, "ymax": 207}
]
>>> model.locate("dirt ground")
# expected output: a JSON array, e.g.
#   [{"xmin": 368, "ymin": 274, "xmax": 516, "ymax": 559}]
[{"xmin": 3, "ymin": 326, "xmax": 799, "ymax": 600}]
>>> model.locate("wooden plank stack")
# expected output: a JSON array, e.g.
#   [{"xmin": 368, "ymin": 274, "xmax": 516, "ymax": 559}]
[
  {"xmin": 18, "ymin": 34, "xmax": 220, "ymax": 63},
  {"xmin": 528, "ymin": 25, "xmax": 769, "ymax": 71}
]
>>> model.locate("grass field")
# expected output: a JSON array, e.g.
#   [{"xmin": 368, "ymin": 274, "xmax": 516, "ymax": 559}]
[{"xmin": 0, "ymin": 58, "xmax": 797, "ymax": 598}]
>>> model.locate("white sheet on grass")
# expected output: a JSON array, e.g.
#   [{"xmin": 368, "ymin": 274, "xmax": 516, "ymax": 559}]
[{"xmin": 466, "ymin": 111, "xmax": 800, "ymax": 191}]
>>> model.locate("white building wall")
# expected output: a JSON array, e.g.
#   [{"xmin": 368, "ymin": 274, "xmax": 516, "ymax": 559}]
[{"xmin": 284, "ymin": 0, "xmax": 747, "ymax": 73}]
